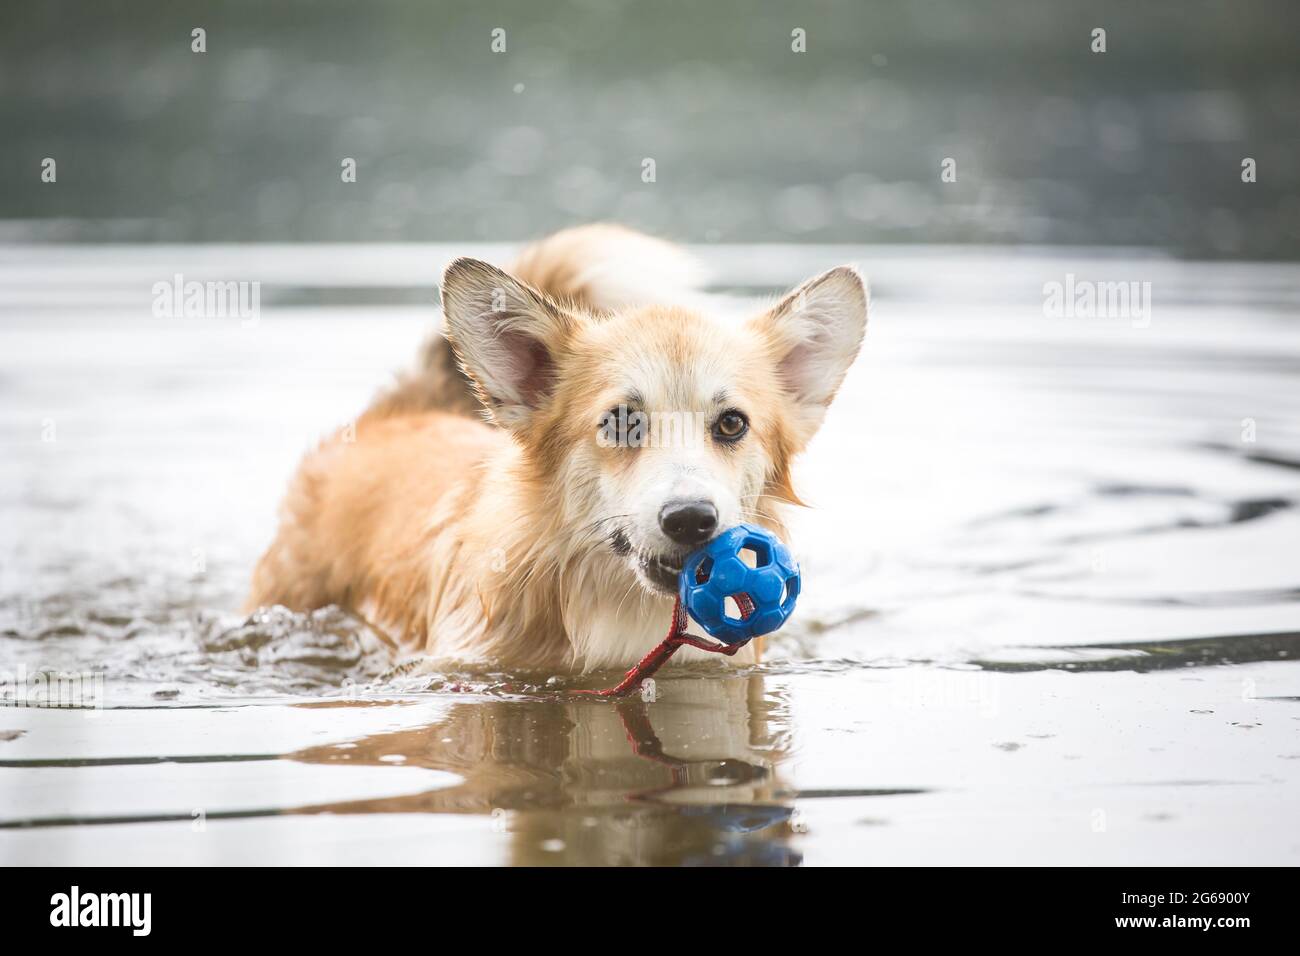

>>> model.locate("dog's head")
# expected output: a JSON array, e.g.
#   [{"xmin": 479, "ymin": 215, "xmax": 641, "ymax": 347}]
[{"xmin": 441, "ymin": 258, "xmax": 866, "ymax": 597}]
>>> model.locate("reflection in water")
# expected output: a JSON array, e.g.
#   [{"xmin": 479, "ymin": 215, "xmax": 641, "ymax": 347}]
[{"xmin": 290, "ymin": 676, "xmax": 800, "ymax": 866}]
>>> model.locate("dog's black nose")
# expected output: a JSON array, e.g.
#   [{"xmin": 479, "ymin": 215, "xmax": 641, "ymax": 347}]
[{"xmin": 658, "ymin": 500, "xmax": 718, "ymax": 547}]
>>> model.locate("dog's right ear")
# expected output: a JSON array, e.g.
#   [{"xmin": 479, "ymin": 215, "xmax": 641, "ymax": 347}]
[{"xmin": 440, "ymin": 258, "xmax": 579, "ymax": 429}]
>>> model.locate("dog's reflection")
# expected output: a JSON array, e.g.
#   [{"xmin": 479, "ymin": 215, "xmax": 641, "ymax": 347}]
[{"xmin": 290, "ymin": 675, "xmax": 799, "ymax": 865}]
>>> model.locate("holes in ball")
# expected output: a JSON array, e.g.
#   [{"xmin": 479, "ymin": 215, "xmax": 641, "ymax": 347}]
[
  {"xmin": 694, "ymin": 556, "xmax": 713, "ymax": 585},
  {"xmin": 781, "ymin": 573, "xmax": 800, "ymax": 611},
  {"xmin": 723, "ymin": 592, "xmax": 755, "ymax": 622},
  {"xmin": 738, "ymin": 538, "xmax": 772, "ymax": 569}
]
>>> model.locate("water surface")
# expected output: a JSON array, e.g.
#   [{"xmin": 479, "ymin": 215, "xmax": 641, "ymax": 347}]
[{"xmin": 2, "ymin": 245, "xmax": 1298, "ymax": 864}]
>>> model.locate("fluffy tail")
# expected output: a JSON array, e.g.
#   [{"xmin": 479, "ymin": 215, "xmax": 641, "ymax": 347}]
[
  {"xmin": 367, "ymin": 224, "xmax": 706, "ymax": 421},
  {"xmin": 510, "ymin": 223, "xmax": 706, "ymax": 312}
]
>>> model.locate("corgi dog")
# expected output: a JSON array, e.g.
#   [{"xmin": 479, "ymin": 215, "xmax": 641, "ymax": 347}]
[{"xmin": 246, "ymin": 225, "xmax": 867, "ymax": 672}]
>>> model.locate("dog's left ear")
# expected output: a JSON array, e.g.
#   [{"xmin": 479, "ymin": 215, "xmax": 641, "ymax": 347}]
[
  {"xmin": 749, "ymin": 266, "xmax": 868, "ymax": 442},
  {"xmin": 440, "ymin": 258, "xmax": 579, "ymax": 429}
]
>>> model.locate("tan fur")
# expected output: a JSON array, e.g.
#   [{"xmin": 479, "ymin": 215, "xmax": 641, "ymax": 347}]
[
  {"xmin": 247, "ymin": 225, "xmax": 866, "ymax": 673},
  {"xmin": 511, "ymin": 223, "xmax": 706, "ymax": 311}
]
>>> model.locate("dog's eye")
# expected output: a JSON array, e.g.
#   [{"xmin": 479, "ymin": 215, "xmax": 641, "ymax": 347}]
[
  {"xmin": 713, "ymin": 410, "xmax": 748, "ymax": 442},
  {"xmin": 597, "ymin": 405, "xmax": 647, "ymax": 447},
  {"xmin": 597, "ymin": 407, "xmax": 626, "ymax": 446}
]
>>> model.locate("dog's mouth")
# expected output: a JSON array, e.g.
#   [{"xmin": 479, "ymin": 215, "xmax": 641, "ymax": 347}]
[
  {"xmin": 638, "ymin": 551, "xmax": 685, "ymax": 594},
  {"xmin": 607, "ymin": 530, "xmax": 686, "ymax": 595}
]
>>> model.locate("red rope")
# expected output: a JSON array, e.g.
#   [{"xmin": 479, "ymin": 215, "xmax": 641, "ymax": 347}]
[{"xmin": 573, "ymin": 593, "xmax": 752, "ymax": 698}]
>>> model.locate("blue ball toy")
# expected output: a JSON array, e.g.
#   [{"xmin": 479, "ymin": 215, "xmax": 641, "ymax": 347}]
[{"xmin": 679, "ymin": 523, "xmax": 800, "ymax": 645}]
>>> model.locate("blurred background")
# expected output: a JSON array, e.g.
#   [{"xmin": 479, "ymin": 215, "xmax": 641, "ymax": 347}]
[{"xmin": 2, "ymin": 0, "xmax": 1298, "ymax": 257}]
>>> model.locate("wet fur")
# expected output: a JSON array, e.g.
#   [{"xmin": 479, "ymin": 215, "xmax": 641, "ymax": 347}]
[{"xmin": 247, "ymin": 224, "xmax": 866, "ymax": 672}]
